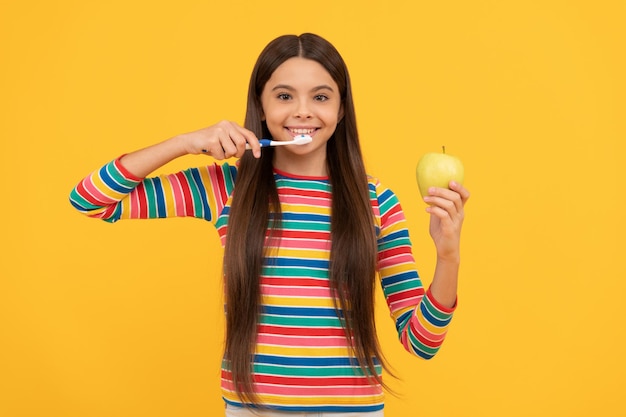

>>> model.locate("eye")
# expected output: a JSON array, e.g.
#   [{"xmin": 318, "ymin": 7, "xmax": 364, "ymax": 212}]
[
  {"xmin": 277, "ymin": 93, "xmax": 292, "ymax": 100},
  {"xmin": 314, "ymin": 94, "xmax": 329, "ymax": 102}
]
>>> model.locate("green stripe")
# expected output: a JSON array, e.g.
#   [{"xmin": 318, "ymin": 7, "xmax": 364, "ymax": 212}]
[
  {"xmin": 69, "ymin": 189, "xmax": 99, "ymax": 210},
  {"xmin": 260, "ymin": 315, "xmax": 341, "ymax": 328},
  {"xmin": 142, "ymin": 179, "xmax": 157, "ymax": 218},
  {"xmin": 262, "ymin": 267, "xmax": 328, "ymax": 278},
  {"xmin": 282, "ymin": 220, "xmax": 329, "ymax": 231},
  {"xmin": 382, "ymin": 280, "xmax": 416, "ymax": 297},
  {"xmin": 107, "ymin": 162, "xmax": 133, "ymax": 187},
  {"xmin": 408, "ymin": 331, "xmax": 439, "ymax": 355},
  {"xmin": 223, "ymin": 165, "xmax": 235, "ymax": 195},
  {"xmin": 378, "ymin": 194, "xmax": 398, "ymax": 214},
  {"xmin": 275, "ymin": 178, "xmax": 330, "ymax": 192},
  {"xmin": 253, "ymin": 364, "xmax": 382, "ymax": 377},
  {"xmin": 378, "ymin": 237, "xmax": 411, "ymax": 251},
  {"xmin": 423, "ymin": 296, "xmax": 453, "ymax": 321}
]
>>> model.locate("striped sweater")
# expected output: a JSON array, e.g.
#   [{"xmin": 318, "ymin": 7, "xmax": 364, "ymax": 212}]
[{"xmin": 69, "ymin": 158, "xmax": 456, "ymax": 412}]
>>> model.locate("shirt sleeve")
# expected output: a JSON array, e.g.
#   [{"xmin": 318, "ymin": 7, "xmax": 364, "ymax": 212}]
[
  {"xmin": 68, "ymin": 157, "xmax": 237, "ymax": 224},
  {"xmin": 374, "ymin": 180, "xmax": 456, "ymax": 359}
]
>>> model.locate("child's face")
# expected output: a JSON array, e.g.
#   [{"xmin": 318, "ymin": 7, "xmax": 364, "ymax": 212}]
[{"xmin": 260, "ymin": 57, "xmax": 343, "ymax": 167}]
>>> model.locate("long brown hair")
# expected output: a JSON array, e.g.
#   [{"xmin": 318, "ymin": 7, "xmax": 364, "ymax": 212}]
[{"xmin": 223, "ymin": 33, "xmax": 391, "ymax": 405}]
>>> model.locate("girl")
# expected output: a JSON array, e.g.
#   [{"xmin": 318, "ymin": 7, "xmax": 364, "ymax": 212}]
[{"xmin": 70, "ymin": 33, "xmax": 470, "ymax": 416}]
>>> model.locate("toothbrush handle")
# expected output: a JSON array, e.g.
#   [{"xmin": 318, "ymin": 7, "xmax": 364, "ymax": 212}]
[{"xmin": 245, "ymin": 139, "xmax": 272, "ymax": 150}]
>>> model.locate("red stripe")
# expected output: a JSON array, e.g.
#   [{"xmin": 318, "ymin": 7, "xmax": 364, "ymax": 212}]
[
  {"xmin": 135, "ymin": 182, "xmax": 148, "ymax": 218},
  {"xmin": 278, "ymin": 230, "xmax": 330, "ymax": 240},
  {"xmin": 381, "ymin": 202, "xmax": 402, "ymax": 224},
  {"xmin": 387, "ymin": 288, "xmax": 424, "ymax": 305},
  {"xmin": 76, "ymin": 180, "xmax": 100, "ymax": 205},
  {"xmin": 221, "ymin": 370, "xmax": 374, "ymax": 387},
  {"xmin": 254, "ymin": 374, "xmax": 374, "ymax": 386},
  {"xmin": 278, "ymin": 188, "xmax": 330, "ymax": 199},
  {"xmin": 100, "ymin": 205, "xmax": 118, "ymax": 219},
  {"xmin": 409, "ymin": 320, "xmax": 444, "ymax": 348},
  {"xmin": 257, "ymin": 324, "xmax": 345, "ymax": 337},
  {"xmin": 214, "ymin": 165, "xmax": 229, "ymax": 205},
  {"xmin": 378, "ymin": 246, "xmax": 411, "ymax": 260},
  {"xmin": 174, "ymin": 172, "xmax": 194, "ymax": 216}
]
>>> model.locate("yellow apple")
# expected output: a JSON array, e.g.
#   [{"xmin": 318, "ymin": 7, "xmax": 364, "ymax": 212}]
[{"xmin": 416, "ymin": 146, "xmax": 465, "ymax": 199}]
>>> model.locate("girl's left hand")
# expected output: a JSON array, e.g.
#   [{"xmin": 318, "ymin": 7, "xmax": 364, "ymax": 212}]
[{"xmin": 423, "ymin": 181, "xmax": 470, "ymax": 262}]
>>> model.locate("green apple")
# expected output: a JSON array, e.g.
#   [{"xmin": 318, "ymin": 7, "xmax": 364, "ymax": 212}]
[{"xmin": 416, "ymin": 146, "xmax": 464, "ymax": 199}]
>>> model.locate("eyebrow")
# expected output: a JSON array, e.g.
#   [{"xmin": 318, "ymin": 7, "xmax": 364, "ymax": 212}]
[{"xmin": 271, "ymin": 84, "xmax": 335, "ymax": 93}]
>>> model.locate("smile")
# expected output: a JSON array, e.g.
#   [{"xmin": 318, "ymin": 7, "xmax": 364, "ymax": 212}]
[{"xmin": 287, "ymin": 128, "xmax": 318, "ymax": 135}]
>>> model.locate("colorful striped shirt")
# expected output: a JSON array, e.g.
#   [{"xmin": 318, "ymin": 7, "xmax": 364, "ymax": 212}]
[{"xmin": 69, "ymin": 158, "xmax": 456, "ymax": 412}]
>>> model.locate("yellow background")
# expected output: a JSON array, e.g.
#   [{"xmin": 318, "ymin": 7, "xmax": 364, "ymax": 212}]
[{"xmin": 1, "ymin": 1, "xmax": 625, "ymax": 416}]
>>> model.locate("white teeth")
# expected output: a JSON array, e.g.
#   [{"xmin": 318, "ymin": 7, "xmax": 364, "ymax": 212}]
[{"xmin": 290, "ymin": 128, "xmax": 315, "ymax": 134}]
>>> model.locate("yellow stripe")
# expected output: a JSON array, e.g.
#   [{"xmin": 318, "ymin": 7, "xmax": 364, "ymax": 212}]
[
  {"xmin": 266, "ymin": 248, "xmax": 330, "ymax": 259},
  {"xmin": 281, "ymin": 203, "xmax": 330, "ymax": 215},
  {"xmin": 158, "ymin": 174, "xmax": 177, "ymax": 216},
  {"xmin": 222, "ymin": 391, "xmax": 383, "ymax": 406},
  {"xmin": 416, "ymin": 311, "xmax": 448, "ymax": 335},
  {"xmin": 197, "ymin": 166, "xmax": 218, "ymax": 220},
  {"xmin": 255, "ymin": 344, "xmax": 352, "ymax": 357},
  {"xmin": 261, "ymin": 295, "xmax": 336, "ymax": 308},
  {"xmin": 91, "ymin": 171, "xmax": 126, "ymax": 200}
]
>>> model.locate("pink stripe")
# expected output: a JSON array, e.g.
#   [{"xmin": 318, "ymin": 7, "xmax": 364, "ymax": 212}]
[
  {"xmin": 82, "ymin": 177, "xmax": 119, "ymax": 205},
  {"xmin": 166, "ymin": 173, "xmax": 186, "ymax": 216},
  {"xmin": 280, "ymin": 195, "xmax": 332, "ymax": 207},
  {"xmin": 389, "ymin": 296, "xmax": 421, "ymax": 312},
  {"xmin": 386, "ymin": 211, "xmax": 406, "ymax": 226},
  {"xmin": 257, "ymin": 334, "xmax": 347, "ymax": 347},
  {"xmin": 129, "ymin": 188, "xmax": 140, "ymax": 218},
  {"xmin": 261, "ymin": 285, "xmax": 331, "ymax": 298},
  {"xmin": 268, "ymin": 238, "xmax": 330, "ymax": 251},
  {"xmin": 253, "ymin": 383, "xmax": 382, "ymax": 397},
  {"xmin": 411, "ymin": 316, "xmax": 447, "ymax": 342},
  {"xmin": 378, "ymin": 254, "xmax": 414, "ymax": 269},
  {"xmin": 208, "ymin": 167, "xmax": 224, "ymax": 215}
]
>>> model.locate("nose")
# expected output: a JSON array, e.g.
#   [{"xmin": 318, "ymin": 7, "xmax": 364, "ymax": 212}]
[{"xmin": 294, "ymin": 99, "xmax": 312, "ymax": 118}]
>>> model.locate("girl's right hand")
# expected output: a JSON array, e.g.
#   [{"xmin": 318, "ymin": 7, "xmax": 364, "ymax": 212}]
[{"xmin": 180, "ymin": 120, "xmax": 262, "ymax": 159}]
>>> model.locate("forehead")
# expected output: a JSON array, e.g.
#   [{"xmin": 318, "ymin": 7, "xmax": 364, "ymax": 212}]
[{"xmin": 265, "ymin": 57, "xmax": 338, "ymax": 90}]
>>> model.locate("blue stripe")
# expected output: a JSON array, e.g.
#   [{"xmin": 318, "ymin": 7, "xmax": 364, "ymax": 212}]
[
  {"xmin": 378, "ymin": 229, "xmax": 410, "ymax": 243},
  {"xmin": 68, "ymin": 193, "xmax": 98, "ymax": 211},
  {"xmin": 254, "ymin": 354, "xmax": 358, "ymax": 367},
  {"xmin": 263, "ymin": 257, "xmax": 329, "ymax": 269},
  {"xmin": 190, "ymin": 168, "xmax": 212, "ymax": 220},
  {"xmin": 420, "ymin": 302, "xmax": 452, "ymax": 327},
  {"xmin": 381, "ymin": 271, "xmax": 419, "ymax": 286},
  {"xmin": 377, "ymin": 188, "xmax": 394, "ymax": 205},
  {"xmin": 223, "ymin": 399, "xmax": 383, "ymax": 413},
  {"xmin": 395, "ymin": 310, "xmax": 413, "ymax": 332},
  {"xmin": 281, "ymin": 212, "xmax": 329, "ymax": 223},
  {"xmin": 151, "ymin": 177, "xmax": 167, "ymax": 218},
  {"xmin": 261, "ymin": 305, "xmax": 339, "ymax": 317},
  {"xmin": 100, "ymin": 164, "xmax": 134, "ymax": 194}
]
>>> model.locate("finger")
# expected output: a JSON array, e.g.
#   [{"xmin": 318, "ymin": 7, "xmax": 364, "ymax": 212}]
[
  {"xmin": 449, "ymin": 181, "xmax": 470, "ymax": 204},
  {"xmin": 428, "ymin": 181, "xmax": 469, "ymax": 212},
  {"xmin": 203, "ymin": 145, "xmax": 226, "ymax": 160},
  {"xmin": 236, "ymin": 126, "xmax": 261, "ymax": 158},
  {"xmin": 424, "ymin": 194, "xmax": 458, "ymax": 220},
  {"xmin": 425, "ymin": 187, "xmax": 463, "ymax": 215},
  {"xmin": 220, "ymin": 135, "xmax": 240, "ymax": 159}
]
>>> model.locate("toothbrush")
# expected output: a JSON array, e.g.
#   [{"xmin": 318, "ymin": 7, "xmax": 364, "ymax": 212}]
[{"xmin": 245, "ymin": 134, "xmax": 312, "ymax": 149}]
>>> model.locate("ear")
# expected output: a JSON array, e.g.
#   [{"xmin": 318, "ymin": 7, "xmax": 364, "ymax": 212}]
[{"xmin": 338, "ymin": 104, "xmax": 344, "ymax": 122}]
